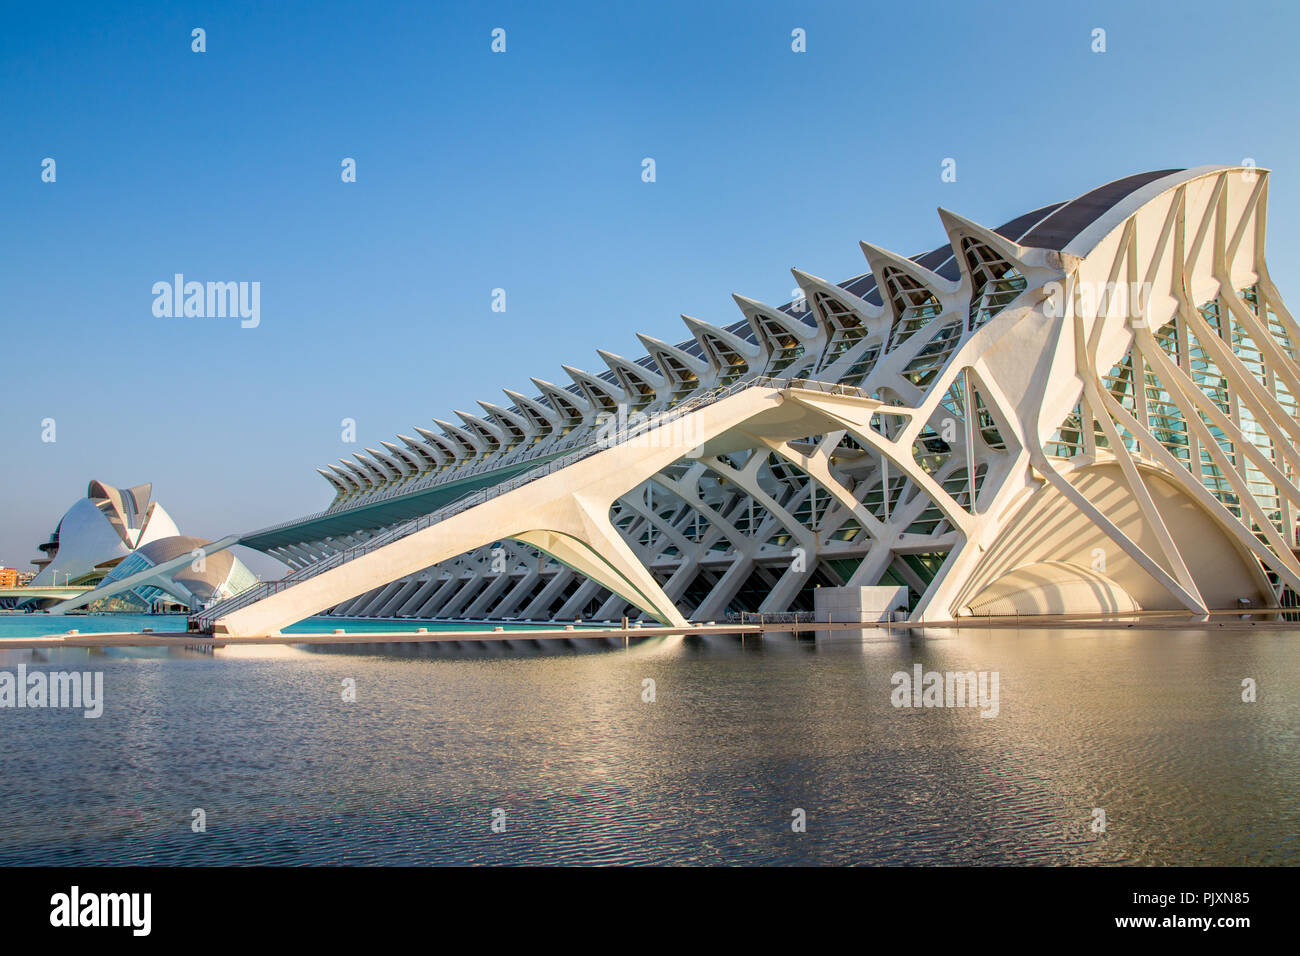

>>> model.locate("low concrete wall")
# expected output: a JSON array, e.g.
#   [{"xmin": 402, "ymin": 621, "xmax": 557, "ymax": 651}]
[{"xmin": 814, "ymin": 585, "xmax": 909, "ymax": 623}]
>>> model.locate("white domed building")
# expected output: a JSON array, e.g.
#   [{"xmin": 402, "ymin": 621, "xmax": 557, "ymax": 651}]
[
  {"xmin": 23, "ymin": 480, "xmax": 257, "ymax": 612},
  {"xmin": 30, "ymin": 481, "xmax": 181, "ymax": 588}
]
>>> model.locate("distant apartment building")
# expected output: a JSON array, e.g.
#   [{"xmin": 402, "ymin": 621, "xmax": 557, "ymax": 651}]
[{"xmin": 0, "ymin": 567, "xmax": 35, "ymax": 588}]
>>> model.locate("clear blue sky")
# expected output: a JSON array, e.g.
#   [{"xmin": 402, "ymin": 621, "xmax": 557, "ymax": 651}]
[{"xmin": 3, "ymin": 0, "xmax": 1298, "ymax": 577}]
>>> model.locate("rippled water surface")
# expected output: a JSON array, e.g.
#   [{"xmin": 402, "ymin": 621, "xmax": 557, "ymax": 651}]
[
  {"xmin": 1, "ymin": 624, "xmax": 1296, "ymax": 865},
  {"xmin": 0, "ymin": 613, "xmax": 584, "ymax": 638}
]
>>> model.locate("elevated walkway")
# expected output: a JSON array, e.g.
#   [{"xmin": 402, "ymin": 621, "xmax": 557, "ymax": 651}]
[{"xmin": 0, "ymin": 585, "xmax": 91, "ymax": 601}]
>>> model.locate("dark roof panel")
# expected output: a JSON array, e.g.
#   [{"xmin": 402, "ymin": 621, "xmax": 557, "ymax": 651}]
[{"xmin": 1017, "ymin": 170, "xmax": 1181, "ymax": 251}]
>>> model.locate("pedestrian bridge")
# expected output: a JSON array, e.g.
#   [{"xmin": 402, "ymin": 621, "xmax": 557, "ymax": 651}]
[
  {"xmin": 192, "ymin": 377, "xmax": 950, "ymax": 637},
  {"xmin": 41, "ymin": 535, "xmax": 243, "ymax": 615},
  {"xmin": 0, "ymin": 586, "xmax": 91, "ymax": 601}
]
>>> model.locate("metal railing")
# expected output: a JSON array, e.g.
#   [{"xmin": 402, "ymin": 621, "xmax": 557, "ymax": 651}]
[
  {"xmin": 729, "ymin": 610, "xmax": 819, "ymax": 624},
  {"xmin": 190, "ymin": 375, "xmax": 863, "ymax": 631}
]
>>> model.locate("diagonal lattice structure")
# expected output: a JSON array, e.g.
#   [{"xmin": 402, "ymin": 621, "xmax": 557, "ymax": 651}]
[{"xmin": 192, "ymin": 165, "xmax": 1300, "ymax": 635}]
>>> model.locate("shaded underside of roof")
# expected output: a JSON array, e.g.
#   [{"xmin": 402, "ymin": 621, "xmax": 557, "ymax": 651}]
[{"xmin": 246, "ymin": 454, "xmax": 563, "ymax": 552}]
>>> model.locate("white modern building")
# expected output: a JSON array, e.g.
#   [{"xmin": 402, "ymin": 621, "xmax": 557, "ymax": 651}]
[
  {"xmin": 23, "ymin": 481, "xmax": 256, "ymax": 612},
  {"xmin": 189, "ymin": 166, "xmax": 1300, "ymax": 635},
  {"xmin": 29, "ymin": 481, "xmax": 180, "ymax": 588}
]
